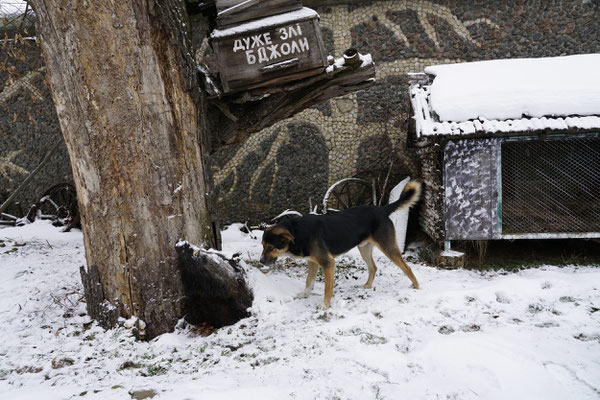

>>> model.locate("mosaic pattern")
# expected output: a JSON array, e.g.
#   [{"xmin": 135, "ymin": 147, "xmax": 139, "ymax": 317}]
[
  {"xmin": 0, "ymin": 67, "xmax": 45, "ymax": 104},
  {"xmin": 212, "ymin": 122, "xmax": 329, "ymax": 222},
  {"xmin": 0, "ymin": 150, "xmax": 28, "ymax": 182},
  {"xmin": 0, "ymin": 38, "xmax": 70, "ymax": 212}
]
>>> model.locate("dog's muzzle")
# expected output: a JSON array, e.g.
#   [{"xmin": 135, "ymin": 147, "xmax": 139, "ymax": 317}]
[{"xmin": 260, "ymin": 254, "xmax": 275, "ymax": 266}]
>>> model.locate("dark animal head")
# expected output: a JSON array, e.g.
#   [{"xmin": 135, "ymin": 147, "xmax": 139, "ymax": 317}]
[{"xmin": 260, "ymin": 225, "xmax": 294, "ymax": 266}]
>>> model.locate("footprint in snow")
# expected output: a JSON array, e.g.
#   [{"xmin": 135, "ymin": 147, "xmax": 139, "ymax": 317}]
[{"xmin": 495, "ymin": 291, "xmax": 511, "ymax": 304}]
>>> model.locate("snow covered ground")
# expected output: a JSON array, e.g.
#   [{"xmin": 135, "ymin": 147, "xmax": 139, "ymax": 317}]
[{"xmin": 1, "ymin": 221, "xmax": 599, "ymax": 399}]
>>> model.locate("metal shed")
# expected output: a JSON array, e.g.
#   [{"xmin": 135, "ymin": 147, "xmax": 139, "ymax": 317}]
[{"xmin": 408, "ymin": 56, "xmax": 600, "ymax": 252}]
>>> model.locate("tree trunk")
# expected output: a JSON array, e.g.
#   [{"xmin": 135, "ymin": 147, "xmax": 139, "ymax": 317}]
[{"xmin": 30, "ymin": 0, "xmax": 218, "ymax": 339}]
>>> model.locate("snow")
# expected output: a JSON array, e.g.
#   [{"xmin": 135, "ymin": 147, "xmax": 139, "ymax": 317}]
[
  {"xmin": 1, "ymin": 221, "xmax": 600, "ymax": 399},
  {"xmin": 411, "ymin": 55, "xmax": 600, "ymax": 137},
  {"xmin": 210, "ymin": 7, "xmax": 319, "ymax": 39},
  {"xmin": 440, "ymin": 249, "xmax": 465, "ymax": 258},
  {"xmin": 426, "ymin": 54, "xmax": 600, "ymax": 122},
  {"xmin": 0, "ymin": 0, "xmax": 27, "ymax": 16},
  {"xmin": 271, "ymin": 209, "xmax": 303, "ymax": 221},
  {"xmin": 325, "ymin": 53, "xmax": 373, "ymax": 74}
]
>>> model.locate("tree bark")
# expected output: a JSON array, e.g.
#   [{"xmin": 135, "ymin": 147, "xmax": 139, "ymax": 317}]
[
  {"xmin": 176, "ymin": 241, "xmax": 253, "ymax": 328},
  {"xmin": 30, "ymin": 0, "xmax": 218, "ymax": 339}
]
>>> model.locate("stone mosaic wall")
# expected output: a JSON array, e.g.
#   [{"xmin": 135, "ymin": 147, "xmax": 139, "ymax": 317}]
[
  {"xmin": 210, "ymin": 0, "xmax": 600, "ymax": 224},
  {"xmin": 415, "ymin": 142, "xmax": 444, "ymax": 242},
  {"xmin": 0, "ymin": 34, "xmax": 71, "ymax": 216},
  {"xmin": 2, "ymin": 0, "xmax": 599, "ymax": 226}
]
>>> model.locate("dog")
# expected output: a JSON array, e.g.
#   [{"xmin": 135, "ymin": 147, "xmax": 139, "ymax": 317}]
[{"xmin": 260, "ymin": 181, "xmax": 421, "ymax": 309}]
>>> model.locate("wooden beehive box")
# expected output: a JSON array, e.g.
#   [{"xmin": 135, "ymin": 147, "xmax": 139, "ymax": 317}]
[{"xmin": 210, "ymin": 1, "xmax": 328, "ymax": 94}]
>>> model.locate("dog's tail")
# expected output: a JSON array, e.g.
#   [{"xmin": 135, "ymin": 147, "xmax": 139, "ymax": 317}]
[{"xmin": 384, "ymin": 181, "xmax": 422, "ymax": 215}]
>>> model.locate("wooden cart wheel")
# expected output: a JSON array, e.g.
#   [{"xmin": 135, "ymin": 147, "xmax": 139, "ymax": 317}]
[
  {"xmin": 36, "ymin": 183, "xmax": 79, "ymax": 228},
  {"xmin": 353, "ymin": 165, "xmax": 406, "ymax": 208},
  {"xmin": 322, "ymin": 178, "xmax": 376, "ymax": 213}
]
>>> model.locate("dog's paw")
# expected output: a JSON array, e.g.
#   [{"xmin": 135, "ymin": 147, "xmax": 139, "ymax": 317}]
[
  {"xmin": 360, "ymin": 283, "xmax": 373, "ymax": 289},
  {"xmin": 295, "ymin": 291, "xmax": 310, "ymax": 299},
  {"xmin": 317, "ymin": 302, "xmax": 330, "ymax": 311}
]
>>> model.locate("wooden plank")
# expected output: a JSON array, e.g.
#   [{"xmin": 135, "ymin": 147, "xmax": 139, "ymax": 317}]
[
  {"xmin": 216, "ymin": 0, "xmax": 300, "ymax": 12},
  {"xmin": 217, "ymin": 0, "xmax": 260, "ymax": 17},
  {"xmin": 218, "ymin": 2, "xmax": 303, "ymax": 28},
  {"xmin": 259, "ymin": 57, "xmax": 300, "ymax": 73},
  {"xmin": 312, "ymin": 18, "xmax": 328, "ymax": 67},
  {"xmin": 303, "ymin": 0, "xmax": 391, "ymax": 6},
  {"xmin": 215, "ymin": 0, "xmax": 245, "ymax": 11},
  {"xmin": 216, "ymin": 0, "xmax": 303, "ymax": 27},
  {"xmin": 229, "ymin": 66, "xmax": 324, "ymax": 91}
]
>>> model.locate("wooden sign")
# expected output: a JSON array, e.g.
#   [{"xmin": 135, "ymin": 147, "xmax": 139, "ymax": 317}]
[
  {"xmin": 210, "ymin": 7, "xmax": 328, "ymax": 94},
  {"xmin": 216, "ymin": 0, "xmax": 303, "ymax": 28}
]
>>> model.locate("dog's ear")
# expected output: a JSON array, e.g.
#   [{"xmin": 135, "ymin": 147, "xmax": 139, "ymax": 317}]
[
  {"xmin": 281, "ymin": 230, "xmax": 295, "ymax": 244},
  {"xmin": 271, "ymin": 226, "xmax": 294, "ymax": 244}
]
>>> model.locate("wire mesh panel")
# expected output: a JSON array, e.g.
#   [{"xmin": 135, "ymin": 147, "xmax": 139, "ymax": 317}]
[{"xmin": 501, "ymin": 136, "xmax": 600, "ymax": 234}]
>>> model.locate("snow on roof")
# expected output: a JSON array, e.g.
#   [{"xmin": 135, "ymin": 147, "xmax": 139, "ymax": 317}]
[
  {"xmin": 0, "ymin": 0, "xmax": 27, "ymax": 16},
  {"xmin": 210, "ymin": 7, "xmax": 319, "ymax": 39},
  {"xmin": 411, "ymin": 54, "xmax": 600, "ymax": 138}
]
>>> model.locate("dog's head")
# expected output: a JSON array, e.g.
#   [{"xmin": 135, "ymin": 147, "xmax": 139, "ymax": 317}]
[{"xmin": 260, "ymin": 225, "xmax": 294, "ymax": 266}]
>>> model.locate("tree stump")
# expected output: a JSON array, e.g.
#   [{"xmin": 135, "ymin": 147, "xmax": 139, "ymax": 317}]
[{"xmin": 176, "ymin": 241, "xmax": 254, "ymax": 328}]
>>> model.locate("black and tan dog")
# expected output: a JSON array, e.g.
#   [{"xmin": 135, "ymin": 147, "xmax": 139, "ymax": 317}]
[{"xmin": 260, "ymin": 181, "xmax": 421, "ymax": 309}]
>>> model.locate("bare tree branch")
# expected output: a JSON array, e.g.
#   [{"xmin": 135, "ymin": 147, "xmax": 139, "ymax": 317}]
[{"xmin": 206, "ymin": 50, "xmax": 375, "ymax": 151}]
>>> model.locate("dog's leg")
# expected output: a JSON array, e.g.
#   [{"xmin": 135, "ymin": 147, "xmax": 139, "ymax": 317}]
[
  {"xmin": 296, "ymin": 260, "xmax": 318, "ymax": 299},
  {"xmin": 319, "ymin": 256, "xmax": 336, "ymax": 310},
  {"xmin": 374, "ymin": 222, "xmax": 420, "ymax": 289},
  {"xmin": 380, "ymin": 244, "xmax": 419, "ymax": 289},
  {"xmin": 358, "ymin": 242, "xmax": 377, "ymax": 289}
]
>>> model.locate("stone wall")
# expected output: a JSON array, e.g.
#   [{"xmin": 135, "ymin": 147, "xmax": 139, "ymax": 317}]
[
  {"xmin": 0, "ymin": 33, "xmax": 70, "ymax": 216},
  {"xmin": 209, "ymin": 0, "xmax": 600, "ymax": 224},
  {"xmin": 2, "ymin": 0, "xmax": 599, "ymax": 226}
]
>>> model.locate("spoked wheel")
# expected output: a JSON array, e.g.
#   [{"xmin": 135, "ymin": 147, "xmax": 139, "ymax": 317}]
[
  {"xmin": 352, "ymin": 165, "xmax": 406, "ymax": 208},
  {"xmin": 322, "ymin": 178, "xmax": 376, "ymax": 213},
  {"xmin": 30, "ymin": 183, "xmax": 80, "ymax": 229}
]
